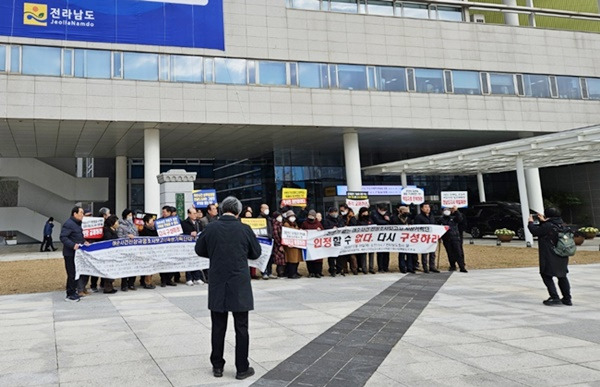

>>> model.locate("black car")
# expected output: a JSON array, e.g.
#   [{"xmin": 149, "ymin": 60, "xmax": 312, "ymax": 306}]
[{"xmin": 465, "ymin": 202, "xmax": 527, "ymax": 240}]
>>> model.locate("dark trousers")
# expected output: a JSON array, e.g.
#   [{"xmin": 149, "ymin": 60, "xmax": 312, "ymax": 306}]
[
  {"xmin": 356, "ymin": 254, "xmax": 367, "ymax": 274},
  {"xmin": 420, "ymin": 252, "xmax": 436, "ymax": 271},
  {"xmin": 186, "ymin": 270, "xmax": 202, "ymax": 282},
  {"xmin": 173, "ymin": 272, "xmax": 181, "ymax": 282},
  {"xmin": 211, "ymin": 311, "xmax": 249, "ymax": 373},
  {"xmin": 443, "ymin": 239, "xmax": 466, "ymax": 270},
  {"xmin": 40, "ymin": 236, "xmax": 55, "ymax": 251},
  {"xmin": 327, "ymin": 258, "xmax": 337, "ymax": 274},
  {"xmin": 160, "ymin": 272, "xmax": 173, "ymax": 284},
  {"xmin": 541, "ymin": 273, "xmax": 571, "ymax": 300},
  {"xmin": 336, "ymin": 255, "xmax": 349, "ymax": 274},
  {"xmin": 264, "ymin": 255, "xmax": 274, "ymax": 276},
  {"xmin": 121, "ymin": 277, "xmax": 136, "ymax": 288},
  {"xmin": 377, "ymin": 252, "xmax": 390, "ymax": 272},
  {"xmin": 63, "ymin": 256, "xmax": 77, "ymax": 297},
  {"xmin": 287, "ymin": 263, "xmax": 299, "ymax": 278},
  {"xmin": 306, "ymin": 260, "xmax": 319, "ymax": 274},
  {"xmin": 399, "ymin": 253, "xmax": 415, "ymax": 272}
]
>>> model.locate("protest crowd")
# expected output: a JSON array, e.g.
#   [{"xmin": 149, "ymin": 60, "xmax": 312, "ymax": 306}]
[{"xmin": 59, "ymin": 199, "xmax": 467, "ymax": 303}]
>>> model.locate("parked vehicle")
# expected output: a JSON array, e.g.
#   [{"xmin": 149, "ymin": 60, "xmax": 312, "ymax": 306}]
[{"xmin": 465, "ymin": 202, "xmax": 526, "ymax": 240}]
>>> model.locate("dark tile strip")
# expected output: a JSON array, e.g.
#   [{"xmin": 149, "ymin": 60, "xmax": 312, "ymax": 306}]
[{"xmin": 252, "ymin": 273, "xmax": 451, "ymax": 387}]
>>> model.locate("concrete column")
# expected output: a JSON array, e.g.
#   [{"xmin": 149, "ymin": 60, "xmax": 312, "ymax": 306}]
[
  {"xmin": 477, "ymin": 172, "xmax": 486, "ymax": 203},
  {"xmin": 115, "ymin": 156, "xmax": 127, "ymax": 216},
  {"xmin": 144, "ymin": 129, "xmax": 161, "ymax": 215},
  {"xmin": 503, "ymin": 0, "xmax": 520, "ymax": 26},
  {"xmin": 343, "ymin": 130, "xmax": 362, "ymax": 192},
  {"xmin": 401, "ymin": 172, "xmax": 408, "ymax": 188},
  {"xmin": 525, "ymin": 0, "xmax": 536, "ymax": 26},
  {"xmin": 525, "ymin": 168, "xmax": 544, "ymax": 214},
  {"xmin": 516, "ymin": 157, "xmax": 534, "ymax": 246}
]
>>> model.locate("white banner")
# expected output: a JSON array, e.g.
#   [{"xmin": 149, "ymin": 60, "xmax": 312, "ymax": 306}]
[
  {"xmin": 76, "ymin": 235, "xmax": 274, "ymax": 279},
  {"xmin": 441, "ymin": 191, "xmax": 468, "ymax": 208},
  {"xmin": 281, "ymin": 227, "xmax": 308, "ymax": 248},
  {"xmin": 304, "ymin": 225, "xmax": 448, "ymax": 261}
]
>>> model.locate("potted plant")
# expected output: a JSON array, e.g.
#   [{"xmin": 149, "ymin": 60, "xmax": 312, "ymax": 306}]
[
  {"xmin": 573, "ymin": 231, "xmax": 586, "ymax": 246},
  {"xmin": 495, "ymin": 228, "xmax": 515, "ymax": 243},
  {"xmin": 579, "ymin": 227, "xmax": 598, "ymax": 240}
]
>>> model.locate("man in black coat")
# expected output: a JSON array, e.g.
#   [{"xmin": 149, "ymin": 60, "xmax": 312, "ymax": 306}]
[
  {"xmin": 528, "ymin": 208, "xmax": 572, "ymax": 306},
  {"xmin": 322, "ymin": 207, "xmax": 345, "ymax": 277},
  {"xmin": 182, "ymin": 207, "xmax": 204, "ymax": 285},
  {"xmin": 370, "ymin": 203, "xmax": 391, "ymax": 272},
  {"xmin": 439, "ymin": 206, "xmax": 467, "ymax": 273},
  {"xmin": 392, "ymin": 205, "xmax": 416, "ymax": 273},
  {"xmin": 414, "ymin": 202, "xmax": 440, "ymax": 273},
  {"xmin": 60, "ymin": 206, "xmax": 89, "ymax": 302},
  {"xmin": 195, "ymin": 196, "xmax": 261, "ymax": 380}
]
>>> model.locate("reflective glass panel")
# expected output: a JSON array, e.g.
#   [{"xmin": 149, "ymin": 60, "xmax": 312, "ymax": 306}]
[
  {"xmin": 62, "ymin": 49, "xmax": 73, "ymax": 76},
  {"xmin": 337, "ymin": 64, "xmax": 367, "ymax": 90},
  {"xmin": 523, "ymin": 74, "xmax": 550, "ymax": 98},
  {"xmin": 330, "ymin": 0, "xmax": 358, "ymax": 13},
  {"xmin": 10, "ymin": 46, "xmax": 20, "ymax": 73},
  {"xmin": 123, "ymin": 52, "xmax": 158, "ymax": 81},
  {"xmin": 0, "ymin": 46, "xmax": 6, "ymax": 72},
  {"xmin": 403, "ymin": 3, "xmax": 428, "ymax": 18},
  {"xmin": 259, "ymin": 61, "xmax": 287, "ymax": 86},
  {"xmin": 298, "ymin": 62, "xmax": 329, "ymax": 88},
  {"xmin": 368, "ymin": 0, "xmax": 394, "ymax": 15},
  {"xmin": 214, "ymin": 58, "xmax": 247, "ymax": 84},
  {"xmin": 204, "ymin": 57, "xmax": 214, "ymax": 82},
  {"xmin": 437, "ymin": 6, "xmax": 462, "ymax": 21},
  {"xmin": 113, "ymin": 52, "xmax": 122, "ymax": 78},
  {"xmin": 172, "ymin": 55, "xmax": 203, "ymax": 82},
  {"xmin": 453, "ymin": 71, "xmax": 481, "ymax": 95},
  {"xmin": 556, "ymin": 76, "xmax": 581, "ymax": 99},
  {"xmin": 490, "ymin": 73, "xmax": 515, "ymax": 95},
  {"xmin": 415, "ymin": 68, "xmax": 443, "ymax": 93},
  {"xmin": 291, "ymin": 0, "xmax": 320, "ymax": 10},
  {"xmin": 587, "ymin": 78, "xmax": 600, "ymax": 100},
  {"xmin": 22, "ymin": 46, "xmax": 60, "ymax": 76},
  {"xmin": 85, "ymin": 50, "xmax": 111, "ymax": 79},
  {"xmin": 376, "ymin": 67, "xmax": 406, "ymax": 92}
]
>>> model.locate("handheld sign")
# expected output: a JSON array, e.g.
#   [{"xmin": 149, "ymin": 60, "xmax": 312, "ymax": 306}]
[
  {"xmin": 401, "ymin": 187, "xmax": 425, "ymax": 205},
  {"xmin": 441, "ymin": 191, "xmax": 468, "ymax": 208},
  {"xmin": 193, "ymin": 189, "xmax": 217, "ymax": 208},
  {"xmin": 155, "ymin": 216, "xmax": 184, "ymax": 237},
  {"xmin": 281, "ymin": 227, "xmax": 308, "ymax": 248},
  {"xmin": 82, "ymin": 217, "xmax": 104, "ymax": 240},
  {"xmin": 346, "ymin": 191, "xmax": 370, "ymax": 214},
  {"xmin": 241, "ymin": 218, "xmax": 269, "ymax": 237},
  {"xmin": 281, "ymin": 188, "xmax": 307, "ymax": 207}
]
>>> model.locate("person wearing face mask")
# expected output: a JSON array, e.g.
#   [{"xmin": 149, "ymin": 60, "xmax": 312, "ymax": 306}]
[
  {"xmin": 339, "ymin": 205, "xmax": 359, "ymax": 275},
  {"xmin": 356, "ymin": 207, "xmax": 374, "ymax": 274},
  {"xmin": 117, "ymin": 209, "xmax": 139, "ymax": 291},
  {"xmin": 414, "ymin": 203, "xmax": 440, "ymax": 273},
  {"xmin": 393, "ymin": 205, "xmax": 416, "ymax": 274},
  {"xmin": 282, "ymin": 210, "xmax": 303, "ymax": 279},
  {"xmin": 301, "ymin": 210, "xmax": 324, "ymax": 278},
  {"xmin": 322, "ymin": 207, "xmax": 345, "ymax": 277},
  {"xmin": 438, "ymin": 206, "xmax": 467, "ymax": 273},
  {"xmin": 258, "ymin": 204, "xmax": 277, "ymax": 280},
  {"xmin": 370, "ymin": 203, "xmax": 392, "ymax": 272},
  {"xmin": 271, "ymin": 212, "xmax": 286, "ymax": 278}
]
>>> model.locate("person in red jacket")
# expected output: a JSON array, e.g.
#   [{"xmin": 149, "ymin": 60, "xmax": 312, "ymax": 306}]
[{"xmin": 301, "ymin": 210, "xmax": 324, "ymax": 278}]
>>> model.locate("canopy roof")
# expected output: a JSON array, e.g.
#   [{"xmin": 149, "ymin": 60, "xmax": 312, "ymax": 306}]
[{"xmin": 363, "ymin": 125, "xmax": 600, "ymax": 176}]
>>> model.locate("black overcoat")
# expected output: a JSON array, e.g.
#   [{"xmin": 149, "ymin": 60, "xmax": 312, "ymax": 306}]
[
  {"xmin": 528, "ymin": 217, "xmax": 569, "ymax": 277},
  {"xmin": 195, "ymin": 216, "xmax": 261, "ymax": 312}
]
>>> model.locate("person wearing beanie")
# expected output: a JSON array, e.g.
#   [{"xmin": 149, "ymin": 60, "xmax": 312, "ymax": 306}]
[{"xmin": 301, "ymin": 210, "xmax": 324, "ymax": 278}]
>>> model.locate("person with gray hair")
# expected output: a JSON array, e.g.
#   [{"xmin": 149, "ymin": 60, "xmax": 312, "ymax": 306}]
[
  {"xmin": 195, "ymin": 196, "xmax": 261, "ymax": 380},
  {"xmin": 98, "ymin": 207, "xmax": 111, "ymax": 219}
]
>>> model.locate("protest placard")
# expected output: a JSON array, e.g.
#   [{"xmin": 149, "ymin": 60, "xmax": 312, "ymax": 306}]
[
  {"xmin": 281, "ymin": 227, "xmax": 308, "ymax": 248},
  {"xmin": 82, "ymin": 217, "xmax": 104, "ymax": 240},
  {"xmin": 241, "ymin": 218, "xmax": 269, "ymax": 237},
  {"xmin": 192, "ymin": 189, "xmax": 217, "ymax": 208},
  {"xmin": 281, "ymin": 188, "xmax": 307, "ymax": 207},
  {"xmin": 249, "ymin": 238, "xmax": 273, "ymax": 272},
  {"xmin": 401, "ymin": 187, "xmax": 425, "ymax": 205},
  {"xmin": 155, "ymin": 216, "xmax": 183, "ymax": 237},
  {"xmin": 441, "ymin": 191, "xmax": 468, "ymax": 208},
  {"xmin": 346, "ymin": 191, "xmax": 370, "ymax": 213}
]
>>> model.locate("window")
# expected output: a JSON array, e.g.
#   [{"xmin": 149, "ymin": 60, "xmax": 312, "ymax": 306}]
[
  {"xmin": 490, "ymin": 73, "xmax": 515, "ymax": 95},
  {"xmin": 74, "ymin": 49, "xmax": 111, "ymax": 78},
  {"xmin": 415, "ymin": 68, "xmax": 443, "ymax": 93},
  {"xmin": 289, "ymin": 0, "xmax": 320, "ymax": 10},
  {"xmin": 366, "ymin": 0, "xmax": 393, "ymax": 15},
  {"xmin": 402, "ymin": 3, "xmax": 429, "ymax": 19},
  {"xmin": 0, "ymin": 46, "xmax": 6, "ymax": 72},
  {"xmin": 289, "ymin": 63, "xmax": 298, "ymax": 86},
  {"xmin": 10, "ymin": 46, "xmax": 21, "ymax": 73},
  {"xmin": 112, "ymin": 52, "xmax": 123, "ymax": 79},
  {"xmin": 159, "ymin": 55, "xmax": 170, "ymax": 81},
  {"xmin": 367, "ymin": 66, "xmax": 376, "ymax": 89},
  {"xmin": 171, "ymin": 55, "xmax": 203, "ymax": 83},
  {"xmin": 587, "ymin": 78, "xmax": 600, "ymax": 100},
  {"xmin": 298, "ymin": 62, "xmax": 329, "ymax": 88},
  {"xmin": 247, "ymin": 60, "xmax": 256, "ymax": 84},
  {"xmin": 436, "ymin": 6, "xmax": 463, "ymax": 21},
  {"xmin": 21, "ymin": 46, "xmax": 60, "ymax": 76},
  {"xmin": 556, "ymin": 76, "xmax": 581, "ymax": 99},
  {"xmin": 523, "ymin": 74, "xmax": 550, "ymax": 98},
  {"xmin": 62, "ymin": 49, "xmax": 73, "ymax": 76},
  {"xmin": 337, "ymin": 64, "xmax": 367, "ymax": 90},
  {"xmin": 204, "ymin": 57, "xmax": 214, "ymax": 82},
  {"xmin": 259, "ymin": 61, "xmax": 287, "ymax": 86},
  {"xmin": 376, "ymin": 67, "xmax": 406, "ymax": 92},
  {"xmin": 123, "ymin": 52, "xmax": 158, "ymax": 81},
  {"xmin": 214, "ymin": 58, "xmax": 247, "ymax": 84},
  {"xmin": 453, "ymin": 71, "xmax": 481, "ymax": 95},
  {"xmin": 329, "ymin": 0, "xmax": 358, "ymax": 13}
]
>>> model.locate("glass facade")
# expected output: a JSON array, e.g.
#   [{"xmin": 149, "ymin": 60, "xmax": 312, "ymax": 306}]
[
  {"xmin": 259, "ymin": 61, "xmax": 287, "ymax": 85},
  {"xmin": 123, "ymin": 52, "xmax": 158, "ymax": 81},
  {"xmin": 490, "ymin": 73, "xmax": 515, "ymax": 95},
  {"xmin": 556, "ymin": 76, "xmax": 582, "ymax": 99},
  {"xmin": 588, "ymin": 78, "xmax": 600, "ymax": 100},
  {"xmin": 415, "ymin": 68, "xmax": 443, "ymax": 93},
  {"xmin": 452, "ymin": 71, "xmax": 481, "ymax": 95},
  {"xmin": 337, "ymin": 64, "xmax": 367, "ymax": 90},
  {"xmin": 523, "ymin": 74, "xmax": 551, "ymax": 98}
]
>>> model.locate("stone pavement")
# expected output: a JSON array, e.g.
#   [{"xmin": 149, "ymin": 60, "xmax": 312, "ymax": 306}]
[{"xmin": 2, "ymin": 264, "xmax": 600, "ymax": 386}]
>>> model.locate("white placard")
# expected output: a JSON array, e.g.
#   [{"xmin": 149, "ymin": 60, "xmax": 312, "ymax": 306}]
[
  {"xmin": 281, "ymin": 227, "xmax": 308, "ymax": 248},
  {"xmin": 155, "ymin": 216, "xmax": 184, "ymax": 237},
  {"xmin": 82, "ymin": 217, "xmax": 104, "ymax": 240},
  {"xmin": 401, "ymin": 187, "xmax": 425, "ymax": 205},
  {"xmin": 441, "ymin": 191, "xmax": 468, "ymax": 208}
]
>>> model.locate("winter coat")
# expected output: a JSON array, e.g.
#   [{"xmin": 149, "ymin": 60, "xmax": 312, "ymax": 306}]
[
  {"xmin": 60, "ymin": 217, "xmax": 85, "ymax": 258},
  {"xmin": 301, "ymin": 219, "xmax": 323, "ymax": 231},
  {"xmin": 181, "ymin": 217, "xmax": 201, "ymax": 236},
  {"xmin": 258, "ymin": 214, "xmax": 273, "ymax": 238},
  {"xmin": 195, "ymin": 216, "xmax": 261, "ymax": 312},
  {"xmin": 392, "ymin": 214, "xmax": 413, "ymax": 226},
  {"xmin": 528, "ymin": 217, "xmax": 569, "ymax": 277},
  {"xmin": 414, "ymin": 212, "xmax": 436, "ymax": 225},
  {"xmin": 282, "ymin": 220, "xmax": 303, "ymax": 264},
  {"xmin": 103, "ymin": 226, "xmax": 119, "ymax": 241},
  {"xmin": 342, "ymin": 215, "xmax": 358, "ymax": 227},
  {"xmin": 322, "ymin": 214, "xmax": 344, "ymax": 230},
  {"xmin": 271, "ymin": 219, "xmax": 286, "ymax": 266},
  {"xmin": 43, "ymin": 221, "xmax": 54, "ymax": 237},
  {"xmin": 117, "ymin": 218, "xmax": 138, "ymax": 239},
  {"xmin": 370, "ymin": 210, "xmax": 391, "ymax": 225},
  {"xmin": 438, "ymin": 212, "xmax": 464, "ymax": 242},
  {"xmin": 139, "ymin": 226, "xmax": 158, "ymax": 237},
  {"xmin": 357, "ymin": 216, "xmax": 372, "ymax": 226}
]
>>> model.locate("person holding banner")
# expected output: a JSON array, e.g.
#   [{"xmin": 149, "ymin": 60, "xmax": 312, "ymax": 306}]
[
  {"xmin": 370, "ymin": 203, "xmax": 392, "ymax": 272},
  {"xmin": 138, "ymin": 214, "xmax": 158, "ymax": 289},
  {"xmin": 322, "ymin": 207, "xmax": 345, "ymax": 277},
  {"xmin": 101, "ymin": 216, "xmax": 120, "ymax": 294},
  {"xmin": 271, "ymin": 212, "xmax": 287, "ymax": 278},
  {"xmin": 356, "ymin": 207, "xmax": 375, "ymax": 274},
  {"xmin": 195, "ymin": 196, "xmax": 261, "ymax": 380},
  {"xmin": 60, "ymin": 206, "xmax": 90, "ymax": 302},
  {"xmin": 392, "ymin": 206, "xmax": 416, "ymax": 274},
  {"xmin": 414, "ymin": 203, "xmax": 440, "ymax": 273},
  {"xmin": 258, "ymin": 204, "xmax": 277, "ymax": 280},
  {"xmin": 159, "ymin": 206, "xmax": 179, "ymax": 287},
  {"xmin": 118, "ymin": 209, "xmax": 139, "ymax": 291},
  {"xmin": 439, "ymin": 206, "xmax": 468, "ymax": 273},
  {"xmin": 340, "ymin": 205, "xmax": 359, "ymax": 275},
  {"xmin": 282, "ymin": 210, "xmax": 303, "ymax": 279},
  {"xmin": 182, "ymin": 207, "xmax": 205, "ymax": 286},
  {"xmin": 301, "ymin": 210, "xmax": 324, "ymax": 278}
]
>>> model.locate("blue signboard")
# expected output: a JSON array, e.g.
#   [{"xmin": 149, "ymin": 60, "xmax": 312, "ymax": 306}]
[
  {"xmin": 193, "ymin": 189, "xmax": 217, "ymax": 208},
  {"xmin": 0, "ymin": 0, "xmax": 224, "ymax": 50}
]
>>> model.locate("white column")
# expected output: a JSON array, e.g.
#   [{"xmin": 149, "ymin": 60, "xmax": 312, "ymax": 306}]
[
  {"xmin": 477, "ymin": 172, "xmax": 486, "ymax": 203},
  {"xmin": 516, "ymin": 157, "xmax": 534, "ymax": 246},
  {"xmin": 401, "ymin": 172, "xmax": 408, "ymax": 188},
  {"xmin": 525, "ymin": 0, "xmax": 536, "ymax": 26},
  {"xmin": 503, "ymin": 0, "xmax": 520, "ymax": 26},
  {"xmin": 343, "ymin": 130, "xmax": 362, "ymax": 192},
  {"xmin": 115, "ymin": 156, "xmax": 128, "ymax": 216},
  {"xmin": 525, "ymin": 168, "xmax": 544, "ymax": 214},
  {"xmin": 144, "ymin": 129, "xmax": 161, "ymax": 215}
]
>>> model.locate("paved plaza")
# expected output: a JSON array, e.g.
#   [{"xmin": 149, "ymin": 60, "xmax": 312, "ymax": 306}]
[{"xmin": 2, "ymin": 264, "xmax": 600, "ymax": 386}]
